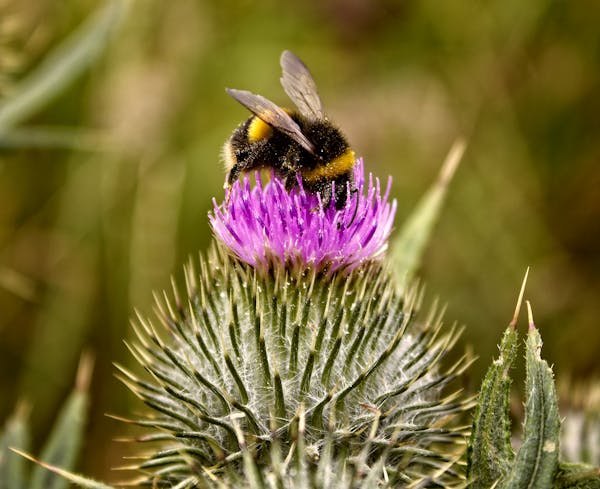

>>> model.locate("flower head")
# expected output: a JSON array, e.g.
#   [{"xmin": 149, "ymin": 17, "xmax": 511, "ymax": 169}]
[{"xmin": 209, "ymin": 159, "xmax": 396, "ymax": 274}]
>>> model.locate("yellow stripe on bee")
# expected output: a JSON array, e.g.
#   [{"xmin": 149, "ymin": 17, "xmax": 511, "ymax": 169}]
[
  {"xmin": 247, "ymin": 116, "xmax": 273, "ymax": 142},
  {"xmin": 301, "ymin": 149, "xmax": 356, "ymax": 182}
]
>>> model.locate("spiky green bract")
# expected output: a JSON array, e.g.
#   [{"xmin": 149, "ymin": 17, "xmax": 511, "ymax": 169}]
[
  {"xmin": 163, "ymin": 409, "xmax": 468, "ymax": 489},
  {"xmin": 117, "ymin": 243, "xmax": 473, "ymax": 487},
  {"xmin": 466, "ymin": 326, "xmax": 518, "ymax": 487},
  {"xmin": 502, "ymin": 324, "xmax": 560, "ymax": 488},
  {"xmin": 23, "ymin": 414, "xmax": 463, "ymax": 489}
]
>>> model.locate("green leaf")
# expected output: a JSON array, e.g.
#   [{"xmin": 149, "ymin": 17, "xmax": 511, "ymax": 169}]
[
  {"xmin": 389, "ymin": 139, "xmax": 465, "ymax": 291},
  {"xmin": 0, "ymin": 405, "xmax": 31, "ymax": 489},
  {"xmin": 467, "ymin": 270, "xmax": 529, "ymax": 488},
  {"xmin": 0, "ymin": 0, "xmax": 126, "ymax": 131},
  {"xmin": 502, "ymin": 303, "xmax": 560, "ymax": 489},
  {"xmin": 29, "ymin": 355, "xmax": 92, "ymax": 489},
  {"xmin": 554, "ymin": 462, "xmax": 600, "ymax": 489},
  {"xmin": 467, "ymin": 325, "xmax": 518, "ymax": 487}
]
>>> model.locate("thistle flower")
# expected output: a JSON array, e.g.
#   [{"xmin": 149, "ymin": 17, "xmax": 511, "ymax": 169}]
[
  {"xmin": 114, "ymin": 159, "xmax": 473, "ymax": 488},
  {"xmin": 209, "ymin": 159, "xmax": 397, "ymax": 274}
]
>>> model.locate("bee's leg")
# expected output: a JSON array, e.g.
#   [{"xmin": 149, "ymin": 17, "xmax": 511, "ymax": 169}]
[
  {"xmin": 218, "ymin": 163, "xmax": 242, "ymax": 207},
  {"xmin": 332, "ymin": 183, "xmax": 345, "ymax": 210},
  {"xmin": 221, "ymin": 171, "xmax": 236, "ymax": 207},
  {"xmin": 283, "ymin": 172, "xmax": 299, "ymax": 191},
  {"xmin": 226, "ymin": 165, "xmax": 242, "ymax": 186},
  {"xmin": 320, "ymin": 182, "xmax": 334, "ymax": 209},
  {"xmin": 345, "ymin": 187, "xmax": 360, "ymax": 225},
  {"xmin": 330, "ymin": 173, "xmax": 356, "ymax": 210},
  {"xmin": 347, "ymin": 181, "xmax": 359, "ymax": 205},
  {"xmin": 337, "ymin": 177, "xmax": 360, "ymax": 226},
  {"xmin": 281, "ymin": 153, "xmax": 300, "ymax": 190}
]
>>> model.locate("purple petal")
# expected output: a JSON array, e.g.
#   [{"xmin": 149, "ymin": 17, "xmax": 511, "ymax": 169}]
[{"xmin": 209, "ymin": 159, "xmax": 397, "ymax": 274}]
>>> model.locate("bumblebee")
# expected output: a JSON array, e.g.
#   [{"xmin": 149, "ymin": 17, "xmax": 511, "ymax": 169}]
[{"xmin": 223, "ymin": 50, "xmax": 356, "ymax": 209}]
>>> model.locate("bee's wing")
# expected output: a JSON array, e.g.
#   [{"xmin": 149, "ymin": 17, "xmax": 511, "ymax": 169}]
[
  {"xmin": 226, "ymin": 88, "xmax": 315, "ymax": 154},
  {"xmin": 280, "ymin": 50, "xmax": 324, "ymax": 119}
]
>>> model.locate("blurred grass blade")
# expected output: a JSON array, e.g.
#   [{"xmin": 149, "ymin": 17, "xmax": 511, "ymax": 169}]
[
  {"xmin": 503, "ymin": 302, "xmax": 560, "ymax": 489},
  {"xmin": 467, "ymin": 271, "xmax": 528, "ymax": 488},
  {"xmin": 0, "ymin": 126, "xmax": 113, "ymax": 151},
  {"xmin": 11, "ymin": 449, "xmax": 116, "ymax": 489},
  {"xmin": 18, "ymin": 153, "xmax": 102, "ymax": 431},
  {"xmin": 0, "ymin": 0, "xmax": 126, "ymax": 131},
  {"xmin": 0, "ymin": 404, "xmax": 31, "ymax": 489},
  {"xmin": 29, "ymin": 354, "xmax": 93, "ymax": 489},
  {"xmin": 389, "ymin": 139, "xmax": 466, "ymax": 290},
  {"xmin": 0, "ymin": 267, "xmax": 37, "ymax": 301}
]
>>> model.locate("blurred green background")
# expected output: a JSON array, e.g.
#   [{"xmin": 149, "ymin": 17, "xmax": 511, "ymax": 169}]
[{"xmin": 1, "ymin": 0, "xmax": 599, "ymax": 480}]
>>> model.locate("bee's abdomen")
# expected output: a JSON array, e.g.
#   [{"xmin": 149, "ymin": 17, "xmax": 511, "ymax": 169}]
[{"xmin": 300, "ymin": 148, "xmax": 356, "ymax": 182}]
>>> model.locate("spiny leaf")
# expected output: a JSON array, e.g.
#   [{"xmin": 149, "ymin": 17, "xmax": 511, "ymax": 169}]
[
  {"xmin": 0, "ymin": 0, "xmax": 126, "ymax": 131},
  {"xmin": 467, "ymin": 270, "xmax": 529, "ymax": 487},
  {"xmin": 11, "ymin": 449, "xmax": 116, "ymax": 489},
  {"xmin": 29, "ymin": 353, "xmax": 93, "ymax": 489},
  {"xmin": 0, "ymin": 404, "xmax": 31, "ymax": 489},
  {"xmin": 467, "ymin": 325, "xmax": 517, "ymax": 487},
  {"xmin": 389, "ymin": 139, "xmax": 466, "ymax": 291},
  {"xmin": 554, "ymin": 462, "xmax": 600, "ymax": 489},
  {"xmin": 502, "ymin": 302, "xmax": 560, "ymax": 489}
]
